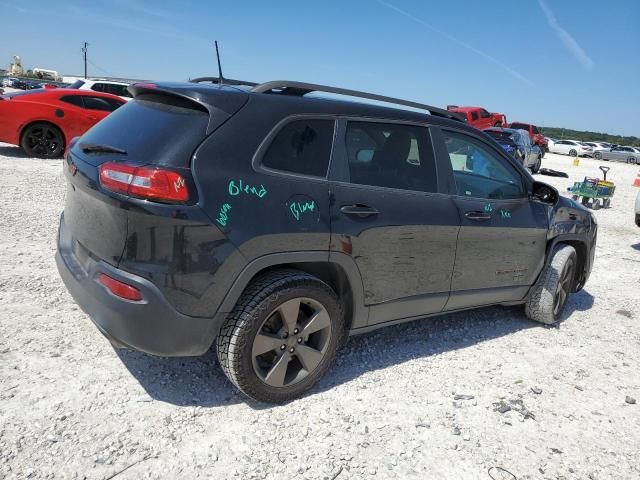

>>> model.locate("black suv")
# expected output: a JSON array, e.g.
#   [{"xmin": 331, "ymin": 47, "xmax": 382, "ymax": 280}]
[{"xmin": 56, "ymin": 80, "xmax": 597, "ymax": 403}]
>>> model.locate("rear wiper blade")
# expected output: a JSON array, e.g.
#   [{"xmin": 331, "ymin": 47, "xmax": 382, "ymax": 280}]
[{"xmin": 79, "ymin": 143, "xmax": 127, "ymax": 155}]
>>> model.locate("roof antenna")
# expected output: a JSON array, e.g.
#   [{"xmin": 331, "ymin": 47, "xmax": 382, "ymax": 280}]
[{"xmin": 215, "ymin": 40, "xmax": 224, "ymax": 86}]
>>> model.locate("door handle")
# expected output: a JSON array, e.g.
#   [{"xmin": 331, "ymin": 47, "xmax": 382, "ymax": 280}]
[
  {"xmin": 340, "ymin": 204, "xmax": 379, "ymax": 218},
  {"xmin": 464, "ymin": 211, "xmax": 492, "ymax": 221}
]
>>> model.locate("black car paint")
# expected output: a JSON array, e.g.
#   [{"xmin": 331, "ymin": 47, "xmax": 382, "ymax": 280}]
[{"xmin": 56, "ymin": 82, "xmax": 597, "ymax": 356}]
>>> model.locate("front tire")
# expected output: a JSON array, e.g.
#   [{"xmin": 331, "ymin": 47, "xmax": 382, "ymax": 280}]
[
  {"xmin": 216, "ymin": 270, "xmax": 346, "ymax": 403},
  {"xmin": 594, "ymin": 151, "xmax": 602, "ymax": 160},
  {"xmin": 525, "ymin": 245, "xmax": 577, "ymax": 325},
  {"xmin": 20, "ymin": 122, "xmax": 64, "ymax": 158},
  {"xmin": 532, "ymin": 156, "xmax": 542, "ymax": 173}
]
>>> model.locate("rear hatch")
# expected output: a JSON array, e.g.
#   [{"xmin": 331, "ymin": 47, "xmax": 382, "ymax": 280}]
[{"xmin": 62, "ymin": 83, "xmax": 248, "ymax": 266}]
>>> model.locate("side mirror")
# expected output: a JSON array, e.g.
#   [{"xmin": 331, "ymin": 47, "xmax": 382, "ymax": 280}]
[{"xmin": 531, "ymin": 181, "xmax": 558, "ymax": 205}]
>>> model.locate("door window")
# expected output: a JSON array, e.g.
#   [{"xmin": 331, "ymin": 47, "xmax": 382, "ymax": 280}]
[
  {"xmin": 480, "ymin": 109, "xmax": 491, "ymax": 118},
  {"xmin": 471, "ymin": 112, "xmax": 479, "ymax": 121},
  {"xmin": 344, "ymin": 122, "xmax": 437, "ymax": 193},
  {"xmin": 82, "ymin": 96, "xmax": 123, "ymax": 112},
  {"xmin": 60, "ymin": 95, "xmax": 85, "ymax": 108},
  {"xmin": 261, "ymin": 119, "xmax": 334, "ymax": 177},
  {"xmin": 443, "ymin": 130, "xmax": 525, "ymax": 199}
]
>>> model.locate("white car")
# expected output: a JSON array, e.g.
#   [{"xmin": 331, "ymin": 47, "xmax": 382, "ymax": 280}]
[
  {"xmin": 548, "ymin": 139, "xmax": 593, "ymax": 157},
  {"xmin": 583, "ymin": 141, "xmax": 612, "ymax": 152},
  {"xmin": 67, "ymin": 79, "xmax": 132, "ymax": 100}
]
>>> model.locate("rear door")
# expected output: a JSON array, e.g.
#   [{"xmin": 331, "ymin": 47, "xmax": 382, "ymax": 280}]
[
  {"xmin": 435, "ymin": 128, "xmax": 548, "ymax": 309},
  {"xmin": 329, "ymin": 119, "xmax": 459, "ymax": 326}
]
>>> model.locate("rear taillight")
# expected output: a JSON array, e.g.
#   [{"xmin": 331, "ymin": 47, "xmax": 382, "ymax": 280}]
[
  {"xmin": 99, "ymin": 162, "xmax": 189, "ymax": 203},
  {"xmin": 97, "ymin": 273, "xmax": 143, "ymax": 301}
]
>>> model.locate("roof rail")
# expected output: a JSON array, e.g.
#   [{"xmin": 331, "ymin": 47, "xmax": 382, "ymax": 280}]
[
  {"xmin": 190, "ymin": 76, "xmax": 258, "ymax": 87},
  {"xmin": 251, "ymin": 80, "xmax": 465, "ymax": 122}
]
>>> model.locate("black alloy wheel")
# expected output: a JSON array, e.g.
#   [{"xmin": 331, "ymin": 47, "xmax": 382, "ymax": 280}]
[{"xmin": 21, "ymin": 123, "xmax": 64, "ymax": 158}]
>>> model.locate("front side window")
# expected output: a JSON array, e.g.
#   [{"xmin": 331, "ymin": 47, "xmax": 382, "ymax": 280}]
[
  {"xmin": 480, "ymin": 109, "xmax": 491, "ymax": 118},
  {"xmin": 261, "ymin": 119, "xmax": 334, "ymax": 177},
  {"xmin": 344, "ymin": 122, "xmax": 437, "ymax": 193},
  {"xmin": 532, "ymin": 126, "xmax": 540, "ymax": 134},
  {"xmin": 443, "ymin": 130, "xmax": 525, "ymax": 199}
]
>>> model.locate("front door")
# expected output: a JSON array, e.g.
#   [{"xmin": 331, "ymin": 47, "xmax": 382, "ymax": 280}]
[
  {"xmin": 329, "ymin": 119, "xmax": 459, "ymax": 326},
  {"xmin": 437, "ymin": 128, "xmax": 548, "ymax": 310}
]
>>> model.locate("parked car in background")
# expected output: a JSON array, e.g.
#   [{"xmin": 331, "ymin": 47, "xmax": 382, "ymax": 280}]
[
  {"xmin": 0, "ymin": 88, "xmax": 125, "ymax": 158},
  {"xmin": 67, "ymin": 79, "xmax": 133, "ymax": 100},
  {"xmin": 446, "ymin": 105, "xmax": 506, "ymax": 129},
  {"xmin": 2, "ymin": 77, "xmax": 29, "ymax": 90},
  {"xmin": 583, "ymin": 142, "xmax": 612, "ymax": 152},
  {"xmin": 593, "ymin": 146, "xmax": 639, "ymax": 163},
  {"xmin": 548, "ymin": 139, "xmax": 593, "ymax": 157},
  {"xmin": 507, "ymin": 122, "xmax": 548, "ymax": 153},
  {"xmin": 484, "ymin": 127, "xmax": 543, "ymax": 172},
  {"xmin": 56, "ymin": 79, "xmax": 597, "ymax": 403}
]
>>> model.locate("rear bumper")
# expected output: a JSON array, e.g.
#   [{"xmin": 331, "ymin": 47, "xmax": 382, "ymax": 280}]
[{"xmin": 56, "ymin": 214, "xmax": 220, "ymax": 356}]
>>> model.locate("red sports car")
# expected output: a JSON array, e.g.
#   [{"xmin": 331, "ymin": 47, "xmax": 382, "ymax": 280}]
[{"xmin": 0, "ymin": 88, "xmax": 126, "ymax": 158}]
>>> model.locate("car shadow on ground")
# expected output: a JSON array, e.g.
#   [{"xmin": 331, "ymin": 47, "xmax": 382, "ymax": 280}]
[
  {"xmin": 0, "ymin": 145, "xmax": 30, "ymax": 159},
  {"xmin": 116, "ymin": 289, "xmax": 594, "ymax": 409}
]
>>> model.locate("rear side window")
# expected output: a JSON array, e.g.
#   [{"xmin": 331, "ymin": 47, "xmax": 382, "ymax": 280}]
[
  {"xmin": 443, "ymin": 130, "xmax": 524, "ymax": 199},
  {"xmin": 82, "ymin": 96, "xmax": 122, "ymax": 112},
  {"xmin": 102, "ymin": 83, "xmax": 131, "ymax": 97},
  {"xmin": 345, "ymin": 122, "xmax": 437, "ymax": 193},
  {"xmin": 60, "ymin": 95, "xmax": 85, "ymax": 108},
  {"xmin": 76, "ymin": 93, "xmax": 210, "ymax": 167},
  {"xmin": 261, "ymin": 119, "xmax": 334, "ymax": 177}
]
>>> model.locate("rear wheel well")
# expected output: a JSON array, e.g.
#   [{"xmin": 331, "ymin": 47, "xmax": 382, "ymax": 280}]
[{"xmin": 248, "ymin": 262, "xmax": 355, "ymax": 331}]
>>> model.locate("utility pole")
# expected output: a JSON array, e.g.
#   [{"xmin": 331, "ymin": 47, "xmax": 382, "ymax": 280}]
[{"xmin": 82, "ymin": 42, "xmax": 88, "ymax": 79}]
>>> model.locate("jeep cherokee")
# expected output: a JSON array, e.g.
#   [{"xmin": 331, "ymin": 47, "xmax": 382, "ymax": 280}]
[{"xmin": 56, "ymin": 80, "xmax": 597, "ymax": 403}]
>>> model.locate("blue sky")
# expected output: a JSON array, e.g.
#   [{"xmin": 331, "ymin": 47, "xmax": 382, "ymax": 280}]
[{"xmin": 1, "ymin": 0, "xmax": 638, "ymax": 136}]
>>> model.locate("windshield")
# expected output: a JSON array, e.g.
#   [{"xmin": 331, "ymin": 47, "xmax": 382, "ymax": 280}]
[{"xmin": 68, "ymin": 80, "xmax": 85, "ymax": 89}]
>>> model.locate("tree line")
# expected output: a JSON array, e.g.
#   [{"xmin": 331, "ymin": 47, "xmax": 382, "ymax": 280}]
[{"xmin": 539, "ymin": 127, "xmax": 640, "ymax": 147}]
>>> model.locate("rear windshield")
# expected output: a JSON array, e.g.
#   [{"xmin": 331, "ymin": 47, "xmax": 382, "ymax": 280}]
[
  {"xmin": 69, "ymin": 80, "xmax": 85, "ymax": 89},
  {"xmin": 76, "ymin": 93, "xmax": 209, "ymax": 167},
  {"xmin": 510, "ymin": 123, "xmax": 527, "ymax": 130}
]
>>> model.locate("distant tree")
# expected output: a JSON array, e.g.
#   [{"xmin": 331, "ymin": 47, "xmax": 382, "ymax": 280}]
[{"xmin": 540, "ymin": 127, "xmax": 639, "ymax": 147}]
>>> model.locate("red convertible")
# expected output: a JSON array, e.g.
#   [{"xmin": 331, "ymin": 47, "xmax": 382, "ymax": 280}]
[{"xmin": 0, "ymin": 88, "xmax": 125, "ymax": 158}]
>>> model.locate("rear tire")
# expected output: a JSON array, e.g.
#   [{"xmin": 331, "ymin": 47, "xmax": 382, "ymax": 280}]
[
  {"xmin": 525, "ymin": 244, "xmax": 577, "ymax": 325},
  {"xmin": 20, "ymin": 122, "xmax": 64, "ymax": 158},
  {"xmin": 569, "ymin": 149, "xmax": 577, "ymax": 157},
  {"xmin": 592, "ymin": 198, "xmax": 601, "ymax": 210},
  {"xmin": 216, "ymin": 270, "xmax": 346, "ymax": 403},
  {"xmin": 594, "ymin": 151, "xmax": 602, "ymax": 160}
]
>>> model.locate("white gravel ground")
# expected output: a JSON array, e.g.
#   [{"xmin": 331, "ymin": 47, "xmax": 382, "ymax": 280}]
[{"xmin": 0, "ymin": 144, "xmax": 639, "ymax": 480}]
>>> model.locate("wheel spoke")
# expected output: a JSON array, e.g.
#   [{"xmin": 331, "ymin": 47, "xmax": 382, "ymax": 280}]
[
  {"xmin": 278, "ymin": 299, "xmax": 300, "ymax": 333},
  {"xmin": 252, "ymin": 332, "xmax": 284, "ymax": 357},
  {"xmin": 302, "ymin": 308, "xmax": 331, "ymax": 336},
  {"xmin": 295, "ymin": 344, "xmax": 324, "ymax": 373},
  {"xmin": 264, "ymin": 352, "xmax": 290, "ymax": 387}
]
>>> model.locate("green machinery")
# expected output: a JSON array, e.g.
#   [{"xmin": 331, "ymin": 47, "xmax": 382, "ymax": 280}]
[{"xmin": 568, "ymin": 166, "xmax": 615, "ymax": 210}]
